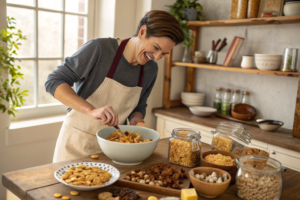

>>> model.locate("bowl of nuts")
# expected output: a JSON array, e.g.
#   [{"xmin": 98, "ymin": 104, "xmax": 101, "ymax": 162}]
[
  {"xmin": 189, "ymin": 167, "xmax": 231, "ymax": 198},
  {"xmin": 201, "ymin": 150, "xmax": 240, "ymax": 183}
]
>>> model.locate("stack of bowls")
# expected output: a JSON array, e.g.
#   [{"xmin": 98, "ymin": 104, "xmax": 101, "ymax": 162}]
[
  {"xmin": 181, "ymin": 92, "xmax": 205, "ymax": 107},
  {"xmin": 254, "ymin": 54, "xmax": 282, "ymax": 71},
  {"xmin": 284, "ymin": 1, "xmax": 300, "ymax": 16}
]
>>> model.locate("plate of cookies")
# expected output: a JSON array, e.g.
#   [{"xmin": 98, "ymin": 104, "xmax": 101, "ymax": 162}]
[{"xmin": 54, "ymin": 162, "xmax": 120, "ymax": 191}]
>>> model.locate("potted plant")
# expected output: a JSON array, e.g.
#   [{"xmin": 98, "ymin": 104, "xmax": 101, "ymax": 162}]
[
  {"xmin": 166, "ymin": 0, "xmax": 204, "ymax": 48},
  {"xmin": 0, "ymin": 16, "xmax": 28, "ymax": 123}
]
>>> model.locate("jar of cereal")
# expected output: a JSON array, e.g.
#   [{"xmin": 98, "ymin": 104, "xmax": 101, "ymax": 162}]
[
  {"xmin": 211, "ymin": 122, "xmax": 252, "ymax": 153},
  {"xmin": 236, "ymin": 155, "xmax": 283, "ymax": 200},
  {"xmin": 168, "ymin": 128, "xmax": 201, "ymax": 167}
]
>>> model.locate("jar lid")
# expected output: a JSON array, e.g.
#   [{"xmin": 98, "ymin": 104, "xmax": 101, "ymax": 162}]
[
  {"xmin": 216, "ymin": 87, "xmax": 222, "ymax": 91},
  {"xmin": 243, "ymin": 91, "xmax": 249, "ymax": 95},
  {"xmin": 225, "ymin": 89, "xmax": 231, "ymax": 92},
  {"xmin": 234, "ymin": 89, "xmax": 240, "ymax": 93},
  {"xmin": 236, "ymin": 155, "xmax": 282, "ymax": 173}
]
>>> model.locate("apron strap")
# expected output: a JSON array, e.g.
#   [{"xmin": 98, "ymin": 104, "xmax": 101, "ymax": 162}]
[{"xmin": 107, "ymin": 38, "xmax": 144, "ymax": 87}]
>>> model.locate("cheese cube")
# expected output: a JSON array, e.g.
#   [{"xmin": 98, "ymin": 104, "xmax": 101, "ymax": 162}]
[{"xmin": 181, "ymin": 188, "xmax": 198, "ymax": 200}]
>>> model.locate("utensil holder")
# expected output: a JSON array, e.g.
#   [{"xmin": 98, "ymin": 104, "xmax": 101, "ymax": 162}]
[{"xmin": 206, "ymin": 50, "xmax": 218, "ymax": 64}]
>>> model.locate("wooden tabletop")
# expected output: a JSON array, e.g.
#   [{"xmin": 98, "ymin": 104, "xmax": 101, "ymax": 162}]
[
  {"xmin": 153, "ymin": 107, "xmax": 300, "ymax": 153},
  {"xmin": 2, "ymin": 138, "xmax": 300, "ymax": 200}
]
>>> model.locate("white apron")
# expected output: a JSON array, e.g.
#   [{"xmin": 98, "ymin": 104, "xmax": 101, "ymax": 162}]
[{"xmin": 53, "ymin": 38, "xmax": 144, "ymax": 163}]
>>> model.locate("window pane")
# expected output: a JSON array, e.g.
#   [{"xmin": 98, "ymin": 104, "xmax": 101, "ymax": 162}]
[
  {"xmin": 7, "ymin": 0, "xmax": 35, "ymax": 6},
  {"xmin": 14, "ymin": 60, "xmax": 35, "ymax": 107},
  {"xmin": 65, "ymin": 0, "xmax": 87, "ymax": 14},
  {"xmin": 38, "ymin": 11, "xmax": 62, "ymax": 57},
  {"xmin": 7, "ymin": 7, "xmax": 35, "ymax": 57},
  {"xmin": 64, "ymin": 15, "xmax": 87, "ymax": 57},
  {"xmin": 38, "ymin": 0, "xmax": 63, "ymax": 11},
  {"xmin": 38, "ymin": 60, "xmax": 61, "ymax": 104}
]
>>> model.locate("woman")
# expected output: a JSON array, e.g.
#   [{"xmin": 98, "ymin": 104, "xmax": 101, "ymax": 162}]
[{"xmin": 45, "ymin": 10, "xmax": 184, "ymax": 163}]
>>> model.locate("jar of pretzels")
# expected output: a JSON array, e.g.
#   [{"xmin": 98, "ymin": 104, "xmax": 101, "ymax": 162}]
[
  {"xmin": 211, "ymin": 122, "xmax": 252, "ymax": 153},
  {"xmin": 168, "ymin": 128, "xmax": 201, "ymax": 167}
]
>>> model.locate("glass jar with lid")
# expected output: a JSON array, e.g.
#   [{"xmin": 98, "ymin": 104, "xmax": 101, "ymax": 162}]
[
  {"xmin": 211, "ymin": 122, "xmax": 252, "ymax": 153},
  {"xmin": 213, "ymin": 87, "xmax": 223, "ymax": 112},
  {"xmin": 236, "ymin": 155, "xmax": 283, "ymax": 200},
  {"xmin": 168, "ymin": 128, "xmax": 201, "ymax": 167},
  {"xmin": 221, "ymin": 88, "xmax": 231, "ymax": 115}
]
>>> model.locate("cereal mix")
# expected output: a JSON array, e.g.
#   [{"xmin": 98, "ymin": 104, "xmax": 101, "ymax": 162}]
[
  {"xmin": 106, "ymin": 130, "xmax": 151, "ymax": 143},
  {"xmin": 169, "ymin": 138, "xmax": 201, "ymax": 167},
  {"xmin": 212, "ymin": 136, "xmax": 233, "ymax": 152},
  {"xmin": 204, "ymin": 153, "xmax": 236, "ymax": 166},
  {"xmin": 62, "ymin": 165, "xmax": 111, "ymax": 186}
]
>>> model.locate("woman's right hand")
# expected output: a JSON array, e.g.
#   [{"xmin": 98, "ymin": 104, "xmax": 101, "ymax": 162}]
[{"xmin": 88, "ymin": 105, "xmax": 119, "ymax": 126}]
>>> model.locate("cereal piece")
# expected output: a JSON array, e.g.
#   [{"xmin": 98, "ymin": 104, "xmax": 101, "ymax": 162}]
[
  {"xmin": 148, "ymin": 196, "xmax": 158, "ymax": 200},
  {"xmin": 91, "ymin": 155, "xmax": 99, "ymax": 159},
  {"xmin": 54, "ymin": 193, "xmax": 62, "ymax": 198},
  {"xmin": 169, "ymin": 138, "xmax": 201, "ymax": 167},
  {"xmin": 212, "ymin": 136, "xmax": 232, "ymax": 152},
  {"xmin": 136, "ymin": 122, "xmax": 146, "ymax": 127},
  {"xmin": 98, "ymin": 192, "xmax": 112, "ymax": 200},
  {"xmin": 77, "ymin": 165, "xmax": 86, "ymax": 169},
  {"xmin": 204, "ymin": 153, "xmax": 236, "ymax": 166},
  {"xmin": 70, "ymin": 191, "xmax": 79, "ymax": 196},
  {"xmin": 61, "ymin": 174, "xmax": 69, "ymax": 180},
  {"xmin": 105, "ymin": 130, "xmax": 151, "ymax": 143},
  {"xmin": 61, "ymin": 196, "xmax": 70, "ymax": 200}
]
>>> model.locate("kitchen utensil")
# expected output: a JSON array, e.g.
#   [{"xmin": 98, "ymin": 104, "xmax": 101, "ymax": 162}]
[
  {"xmin": 189, "ymin": 167, "xmax": 231, "ymax": 198},
  {"xmin": 214, "ymin": 39, "xmax": 221, "ymax": 50},
  {"xmin": 200, "ymin": 150, "xmax": 239, "ymax": 183},
  {"xmin": 189, "ymin": 106, "xmax": 217, "ymax": 117},
  {"xmin": 54, "ymin": 162, "xmax": 120, "ymax": 191},
  {"xmin": 282, "ymin": 48, "xmax": 299, "ymax": 72},
  {"xmin": 217, "ymin": 38, "xmax": 227, "ymax": 51},
  {"xmin": 256, "ymin": 119, "xmax": 284, "ymax": 132},
  {"xmin": 231, "ymin": 103, "xmax": 256, "ymax": 121},
  {"xmin": 241, "ymin": 56, "xmax": 253, "ymax": 69},
  {"xmin": 206, "ymin": 50, "xmax": 218, "ymax": 64},
  {"xmin": 97, "ymin": 125, "xmax": 160, "ymax": 165}
]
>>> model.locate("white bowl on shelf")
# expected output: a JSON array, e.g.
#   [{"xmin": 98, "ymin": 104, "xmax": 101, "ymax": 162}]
[
  {"xmin": 284, "ymin": 2, "xmax": 300, "ymax": 16},
  {"xmin": 189, "ymin": 106, "xmax": 217, "ymax": 117},
  {"xmin": 182, "ymin": 101, "xmax": 204, "ymax": 107},
  {"xmin": 181, "ymin": 98, "xmax": 204, "ymax": 104},
  {"xmin": 254, "ymin": 54, "xmax": 282, "ymax": 71},
  {"xmin": 181, "ymin": 92, "xmax": 205, "ymax": 100}
]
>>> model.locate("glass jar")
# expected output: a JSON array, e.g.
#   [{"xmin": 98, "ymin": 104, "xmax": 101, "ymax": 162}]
[
  {"xmin": 211, "ymin": 122, "xmax": 252, "ymax": 153},
  {"xmin": 236, "ymin": 155, "xmax": 283, "ymax": 200},
  {"xmin": 241, "ymin": 91, "xmax": 251, "ymax": 105},
  {"xmin": 221, "ymin": 88, "xmax": 231, "ymax": 115},
  {"xmin": 213, "ymin": 87, "xmax": 223, "ymax": 112},
  {"xmin": 230, "ymin": 89, "xmax": 241, "ymax": 112},
  {"xmin": 168, "ymin": 128, "xmax": 201, "ymax": 167},
  {"xmin": 237, "ymin": 0, "xmax": 248, "ymax": 19},
  {"xmin": 247, "ymin": 0, "xmax": 260, "ymax": 18},
  {"xmin": 230, "ymin": 0, "xmax": 239, "ymax": 19}
]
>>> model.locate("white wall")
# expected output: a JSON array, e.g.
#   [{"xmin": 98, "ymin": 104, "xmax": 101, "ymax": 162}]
[{"xmin": 195, "ymin": 0, "xmax": 299, "ymax": 129}]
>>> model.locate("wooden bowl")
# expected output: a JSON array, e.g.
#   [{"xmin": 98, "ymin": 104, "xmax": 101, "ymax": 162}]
[
  {"xmin": 189, "ymin": 167, "xmax": 231, "ymax": 198},
  {"xmin": 231, "ymin": 103, "xmax": 256, "ymax": 121},
  {"xmin": 201, "ymin": 150, "xmax": 240, "ymax": 183}
]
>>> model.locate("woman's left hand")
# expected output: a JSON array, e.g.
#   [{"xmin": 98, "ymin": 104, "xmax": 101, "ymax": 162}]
[{"xmin": 129, "ymin": 112, "xmax": 144, "ymax": 125}]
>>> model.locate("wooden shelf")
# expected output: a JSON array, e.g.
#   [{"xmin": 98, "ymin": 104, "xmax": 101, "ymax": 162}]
[
  {"xmin": 172, "ymin": 62, "xmax": 300, "ymax": 77},
  {"xmin": 187, "ymin": 15, "xmax": 300, "ymax": 27}
]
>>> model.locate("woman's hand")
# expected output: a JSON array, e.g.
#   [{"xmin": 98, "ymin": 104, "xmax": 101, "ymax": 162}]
[
  {"xmin": 88, "ymin": 105, "xmax": 119, "ymax": 126},
  {"xmin": 129, "ymin": 112, "xmax": 144, "ymax": 125}
]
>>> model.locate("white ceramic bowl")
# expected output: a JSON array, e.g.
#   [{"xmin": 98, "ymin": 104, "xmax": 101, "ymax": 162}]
[
  {"xmin": 189, "ymin": 106, "xmax": 217, "ymax": 117},
  {"xmin": 181, "ymin": 92, "xmax": 205, "ymax": 100},
  {"xmin": 182, "ymin": 98, "xmax": 204, "ymax": 104},
  {"xmin": 254, "ymin": 54, "xmax": 282, "ymax": 71},
  {"xmin": 182, "ymin": 101, "xmax": 204, "ymax": 107},
  {"xmin": 256, "ymin": 119, "xmax": 284, "ymax": 132},
  {"xmin": 96, "ymin": 125, "xmax": 160, "ymax": 165},
  {"xmin": 54, "ymin": 162, "xmax": 120, "ymax": 191},
  {"xmin": 284, "ymin": 3, "xmax": 300, "ymax": 16}
]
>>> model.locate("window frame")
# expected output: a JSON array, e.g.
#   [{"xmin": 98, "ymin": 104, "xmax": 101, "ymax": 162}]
[{"xmin": 6, "ymin": 0, "xmax": 95, "ymax": 120}]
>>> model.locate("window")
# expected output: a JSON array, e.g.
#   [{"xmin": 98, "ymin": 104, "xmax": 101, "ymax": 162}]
[{"xmin": 6, "ymin": 0, "xmax": 95, "ymax": 120}]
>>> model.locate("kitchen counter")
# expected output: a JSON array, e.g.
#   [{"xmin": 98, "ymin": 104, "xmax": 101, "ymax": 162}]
[
  {"xmin": 2, "ymin": 138, "xmax": 300, "ymax": 200},
  {"xmin": 153, "ymin": 107, "xmax": 300, "ymax": 153}
]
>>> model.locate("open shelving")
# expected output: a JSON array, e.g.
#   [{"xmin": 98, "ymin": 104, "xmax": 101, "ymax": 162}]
[{"xmin": 163, "ymin": 15, "xmax": 300, "ymax": 137}]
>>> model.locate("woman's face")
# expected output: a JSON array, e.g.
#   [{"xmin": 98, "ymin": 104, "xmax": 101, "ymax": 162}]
[{"xmin": 136, "ymin": 26, "xmax": 176, "ymax": 65}]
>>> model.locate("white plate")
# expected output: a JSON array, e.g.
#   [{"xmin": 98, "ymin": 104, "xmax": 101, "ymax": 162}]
[
  {"xmin": 189, "ymin": 106, "xmax": 217, "ymax": 116},
  {"xmin": 54, "ymin": 162, "xmax": 120, "ymax": 191}
]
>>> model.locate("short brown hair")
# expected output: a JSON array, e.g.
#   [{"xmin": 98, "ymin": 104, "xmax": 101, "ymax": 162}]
[{"xmin": 134, "ymin": 10, "xmax": 184, "ymax": 45}]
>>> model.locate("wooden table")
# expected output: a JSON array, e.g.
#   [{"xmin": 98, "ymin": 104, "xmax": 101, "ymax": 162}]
[{"xmin": 2, "ymin": 139, "xmax": 300, "ymax": 200}]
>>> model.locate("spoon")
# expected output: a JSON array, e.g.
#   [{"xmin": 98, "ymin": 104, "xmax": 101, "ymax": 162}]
[{"xmin": 114, "ymin": 125, "xmax": 124, "ymax": 135}]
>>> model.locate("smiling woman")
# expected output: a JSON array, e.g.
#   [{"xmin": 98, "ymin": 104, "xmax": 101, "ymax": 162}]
[{"xmin": 45, "ymin": 10, "xmax": 184, "ymax": 163}]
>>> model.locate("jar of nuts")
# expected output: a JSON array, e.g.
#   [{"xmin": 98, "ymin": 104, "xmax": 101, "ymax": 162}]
[
  {"xmin": 168, "ymin": 128, "xmax": 201, "ymax": 168},
  {"xmin": 236, "ymin": 155, "xmax": 283, "ymax": 200},
  {"xmin": 211, "ymin": 122, "xmax": 252, "ymax": 153}
]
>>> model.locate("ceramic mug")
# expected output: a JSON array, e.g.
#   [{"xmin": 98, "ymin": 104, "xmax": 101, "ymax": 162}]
[{"xmin": 241, "ymin": 56, "xmax": 253, "ymax": 69}]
